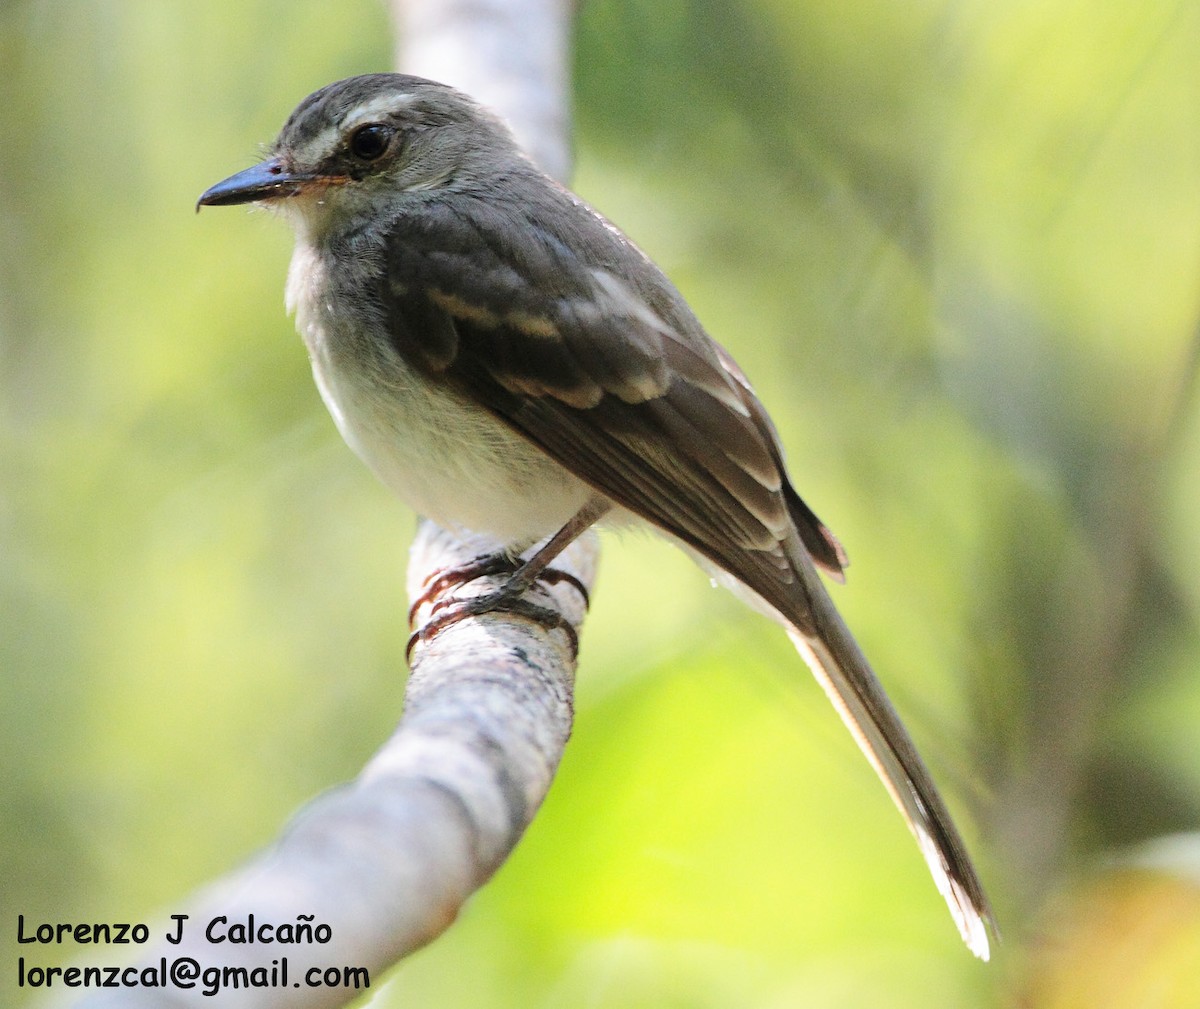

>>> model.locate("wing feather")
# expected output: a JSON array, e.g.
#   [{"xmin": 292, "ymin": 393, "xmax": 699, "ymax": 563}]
[{"xmin": 375, "ymin": 181, "xmax": 993, "ymax": 955}]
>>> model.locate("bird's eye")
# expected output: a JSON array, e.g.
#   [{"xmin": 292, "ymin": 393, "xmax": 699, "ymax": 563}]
[{"xmin": 348, "ymin": 124, "xmax": 393, "ymax": 161}]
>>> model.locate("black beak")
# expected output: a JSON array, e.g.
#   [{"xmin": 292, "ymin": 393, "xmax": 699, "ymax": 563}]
[{"xmin": 196, "ymin": 158, "xmax": 317, "ymax": 210}]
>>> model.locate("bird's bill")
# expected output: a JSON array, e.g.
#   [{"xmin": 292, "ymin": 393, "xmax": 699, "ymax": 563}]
[{"xmin": 197, "ymin": 158, "xmax": 323, "ymax": 209}]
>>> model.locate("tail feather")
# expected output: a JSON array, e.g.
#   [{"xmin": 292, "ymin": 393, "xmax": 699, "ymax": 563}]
[{"xmin": 780, "ymin": 536, "xmax": 994, "ymax": 959}]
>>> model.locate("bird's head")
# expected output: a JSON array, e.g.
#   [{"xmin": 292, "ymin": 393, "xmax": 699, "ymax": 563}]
[{"xmin": 198, "ymin": 73, "xmax": 519, "ymax": 234}]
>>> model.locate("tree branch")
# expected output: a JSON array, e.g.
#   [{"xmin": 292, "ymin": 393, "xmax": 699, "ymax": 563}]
[
  {"xmin": 45, "ymin": 525, "xmax": 596, "ymax": 1009},
  {"xmin": 392, "ymin": 0, "xmax": 575, "ymax": 184}
]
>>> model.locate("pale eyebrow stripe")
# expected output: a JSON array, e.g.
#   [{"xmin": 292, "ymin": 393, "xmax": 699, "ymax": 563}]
[
  {"xmin": 294, "ymin": 93, "xmax": 419, "ymax": 164},
  {"xmin": 343, "ymin": 92, "xmax": 418, "ymax": 132}
]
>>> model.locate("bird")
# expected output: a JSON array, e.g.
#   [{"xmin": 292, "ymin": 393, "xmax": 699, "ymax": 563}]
[{"xmin": 198, "ymin": 72, "xmax": 995, "ymax": 958}]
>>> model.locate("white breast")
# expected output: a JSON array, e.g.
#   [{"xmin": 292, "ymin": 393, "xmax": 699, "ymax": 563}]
[{"xmin": 285, "ymin": 241, "xmax": 594, "ymax": 546}]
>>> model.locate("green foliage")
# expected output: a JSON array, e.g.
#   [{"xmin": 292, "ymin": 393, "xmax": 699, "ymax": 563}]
[{"xmin": 3, "ymin": 1, "xmax": 1199, "ymax": 1006}]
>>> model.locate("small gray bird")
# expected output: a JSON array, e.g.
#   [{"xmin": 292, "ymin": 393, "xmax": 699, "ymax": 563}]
[{"xmin": 198, "ymin": 72, "xmax": 995, "ymax": 957}]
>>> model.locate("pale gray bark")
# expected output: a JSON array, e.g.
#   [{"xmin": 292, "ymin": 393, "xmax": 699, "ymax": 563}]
[
  {"xmin": 46, "ymin": 526, "xmax": 596, "ymax": 1009},
  {"xmin": 393, "ymin": 0, "xmax": 576, "ymax": 183}
]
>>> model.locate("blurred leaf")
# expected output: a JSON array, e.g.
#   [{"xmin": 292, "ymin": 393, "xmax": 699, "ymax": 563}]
[{"xmin": 1023, "ymin": 863, "xmax": 1200, "ymax": 1009}]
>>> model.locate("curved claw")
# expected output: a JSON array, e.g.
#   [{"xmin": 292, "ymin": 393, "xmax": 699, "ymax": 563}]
[{"xmin": 406, "ymin": 595, "xmax": 579, "ymax": 663}]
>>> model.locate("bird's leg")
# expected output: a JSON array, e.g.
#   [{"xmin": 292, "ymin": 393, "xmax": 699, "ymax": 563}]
[
  {"xmin": 409, "ymin": 497, "xmax": 609, "ymax": 617},
  {"xmin": 459, "ymin": 497, "xmax": 610, "ymax": 608},
  {"xmin": 408, "ymin": 498, "xmax": 611, "ymax": 658}
]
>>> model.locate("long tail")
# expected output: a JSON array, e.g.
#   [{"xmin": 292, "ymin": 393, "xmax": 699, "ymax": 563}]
[{"xmin": 778, "ymin": 534, "xmax": 995, "ymax": 958}]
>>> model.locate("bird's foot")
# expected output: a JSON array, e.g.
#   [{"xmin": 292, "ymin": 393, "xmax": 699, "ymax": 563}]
[
  {"xmin": 407, "ymin": 553, "xmax": 523, "ymax": 624},
  {"xmin": 408, "ymin": 594, "xmax": 578, "ymax": 662},
  {"xmin": 406, "ymin": 552, "xmax": 590, "ymax": 661}
]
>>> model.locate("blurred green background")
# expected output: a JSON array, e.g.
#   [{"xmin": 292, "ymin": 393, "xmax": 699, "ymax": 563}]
[{"xmin": 3, "ymin": 1, "xmax": 1200, "ymax": 1006}]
